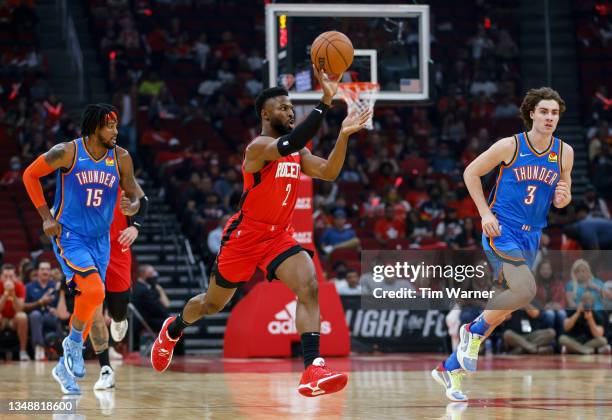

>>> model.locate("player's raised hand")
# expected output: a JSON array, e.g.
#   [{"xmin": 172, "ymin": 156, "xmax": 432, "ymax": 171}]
[
  {"xmin": 43, "ymin": 218, "xmax": 61, "ymax": 237},
  {"xmin": 481, "ymin": 211, "xmax": 501, "ymax": 237},
  {"xmin": 553, "ymin": 180, "xmax": 570, "ymax": 207},
  {"xmin": 120, "ymin": 190, "xmax": 133, "ymax": 215},
  {"xmin": 118, "ymin": 226, "xmax": 139, "ymax": 247},
  {"xmin": 340, "ymin": 108, "xmax": 373, "ymax": 137},
  {"xmin": 313, "ymin": 65, "xmax": 340, "ymax": 102}
]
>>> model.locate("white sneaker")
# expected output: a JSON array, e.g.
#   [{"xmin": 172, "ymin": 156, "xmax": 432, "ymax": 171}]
[
  {"xmin": 93, "ymin": 366, "xmax": 115, "ymax": 390},
  {"xmin": 35, "ymin": 345, "xmax": 46, "ymax": 361},
  {"xmin": 19, "ymin": 350, "xmax": 31, "ymax": 361},
  {"xmin": 109, "ymin": 346, "xmax": 123, "ymax": 361},
  {"xmin": 431, "ymin": 365, "xmax": 468, "ymax": 402},
  {"xmin": 110, "ymin": 319, "xmax": 128, "ymax": 342},
  {"xmin": 94, "ymin": 389, "xmax": 116, "ymax": 416}
]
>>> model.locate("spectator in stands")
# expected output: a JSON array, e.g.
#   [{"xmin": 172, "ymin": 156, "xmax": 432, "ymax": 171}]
[
  {"xmin": 23, "ymin": 260, "xmax": 60, "ymax": 361},
  {"xmin": 493, "ymin": 95, "xmax": 519, "ymax": 119},
  {"xmin": 374, "ymin": 205, "xmax": 405, "ymax": 246},
  {"xmin": 470, "ymin": 92, "xmax": 494, "ymax": 120},
  {"xmin": 436, "ymin": 207, "xmax": 463, "ymax": 247},
  {"xmin": 419, "ymin": 186, "xmax": 446, "ymax": 220},
  {"xmin": 583, "ymin": 184, "xmax": 610, "ymax": 219},
  {"xmin": 193, "ymin": 33, "xmax": 210, "ymax": 71},
  {"xmin": 320, "ymin": 209, "xmax": 360, "ymax": 255},
  {"xmin": 112, "ymin": 82, "xmax": 138, "ymax": 156},
  {"xmin": 138, "ymin": 71, "xmax": 166, "ymax": 103},
  {"xmin": 495, "ymin": 29, "xmax": 519, "ymax": 61},
  {"xmin": 0, "ymin": 156, "xmax": 21, "ymax": 187},
  {"xmin": 339, "ymin": 154, "xmax": 369, "ymax": 184},
  {"xmin": 441, "ymin": 113, "xmax": 466, "ymax": 144},
  {"xmin": 149, "ymin": 86, "xmax": 182, "ymax": 120},
  {"xmin": 0, "ymin": 264, "xmax": 29, "ymax": 361},
  {"xmin": 0, "ymin": 241, "xmax": 3, "ymax": 265},
  {"xmin": 470, "ymin": 71, "xmax": 497, "ymax": 99},
  {"xmin": 454, "ymin": 217, "xmax": 479, "ymax": 249},
  {"xmin": 406, "ymin": 208, "xmax": 433, "ymax": 246},
  {"xmin": 501, "ymin": 304, "xmax": 556, "ymax": 354},
  {"xmin": 559, "ymin": 291, "xmax": 609, "ymax": 354},
  {"xmin": 534, "ymin": 259, "xmax": 566, "ymax": 333},
  {"xmin": 564, "ymin": 202, "xmax": 612, "ymax": 251},
  {"xmin": 586, "ymin": 119, "xmax": 611, "ymax": 160},
  {"xmin": 468, "ymin": 27, "xmax": 494, "ymax": 61},
  {"xmin": 565, "ymin": 259, "xmax": 607, "ymax": 310},
  {"xmin": 207, "ymin": 215, "xmax": 230, "ymax": 256},
  {"xmin": 132, "ymin": 265, "xmax": 170, "ymax": 335},
  {"xmin": 335, "ymin": 268, "xmax": 362, "ymax": 296}
]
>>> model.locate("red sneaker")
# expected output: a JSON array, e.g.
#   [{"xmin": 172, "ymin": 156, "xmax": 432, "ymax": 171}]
[
  {"xmin": 150, "ymin": 316, "xmax": 182, "ymax": 372},
  {"xmin": 298, "ymin": 357, "xmax": 348, "ymax": 397}
]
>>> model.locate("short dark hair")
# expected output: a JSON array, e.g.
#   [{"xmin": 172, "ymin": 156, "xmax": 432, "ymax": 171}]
[
  {"xmin": 1, "ymin": 263, "xmax": 16, "ymax": 274},
  {"xmin": 519, "ymin": 87, "xmax": 566, "ymax": 129},
  {"xmin": 254, "ymin": 87, "xmax": 289, "ymax": 120},
  {"xmin": 80, "ymin": 103, "xmax": 119, "ymax": 136}
]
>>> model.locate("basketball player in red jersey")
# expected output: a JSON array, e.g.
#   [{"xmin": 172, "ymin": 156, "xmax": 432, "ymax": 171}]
[
  {"xmin": 151, "ymin": 67, "xmax": 371, "ymax": 396},
  {"xmin": 89, "ymin": 188, "xmax": 141, "ymax": 392}
]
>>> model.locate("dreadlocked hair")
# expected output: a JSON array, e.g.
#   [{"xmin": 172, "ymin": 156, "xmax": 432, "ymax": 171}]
[{"xmin": 80, "ymin": 103, "xmax": 119, "ymax": 136}]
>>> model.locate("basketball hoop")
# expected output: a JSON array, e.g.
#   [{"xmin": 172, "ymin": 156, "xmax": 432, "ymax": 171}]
[{"xmin": 337, "ymin": 82, "xmax": 379, "ymax": 130}]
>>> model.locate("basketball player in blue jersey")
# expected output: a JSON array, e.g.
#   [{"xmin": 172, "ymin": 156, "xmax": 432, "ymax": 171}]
[
  {"xmin": 23, "ymin": 104, "xmax": 147, "ymax": 395},
  {"xmin": 432, "ymin": 87, "xmax": 574, "ymax": 401}
]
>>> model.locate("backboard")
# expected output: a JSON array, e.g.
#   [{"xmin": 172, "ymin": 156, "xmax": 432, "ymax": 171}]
[{"xmin": 265, "ymin": 3, "xmax": 430, "ymax": 103}]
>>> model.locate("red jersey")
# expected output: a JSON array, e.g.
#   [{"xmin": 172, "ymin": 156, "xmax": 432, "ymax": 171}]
[
  {"xmin": 0, "ymin": 280, "xmax": 26, "ymax": 318},
  {"xmin": 239, "ymin": 151, "xmax": 301, "ymax": 226},
  {"xmin": 110, "ymin": 189, "xmax": 129, "ymax": 241}
]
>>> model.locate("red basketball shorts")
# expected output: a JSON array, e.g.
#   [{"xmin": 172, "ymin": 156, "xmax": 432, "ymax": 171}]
[
  {"xmin": 105, "ymin": 240, "xmax": 132, "ymax": 293},
  {"xmin": 212, "ymin": 213, "xmax": 311, "ymax": 288}
]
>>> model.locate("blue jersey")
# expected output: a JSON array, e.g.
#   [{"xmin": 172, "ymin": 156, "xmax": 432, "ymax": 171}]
[
  {"xmin": 488, "ymin": 132, "xmax": 563, "ymax": 230},
  {"xmin": 52, "ymin": 138, "xmax": 120, "ymax": 237}
]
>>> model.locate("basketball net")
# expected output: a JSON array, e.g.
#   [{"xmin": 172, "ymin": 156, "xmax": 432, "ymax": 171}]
[{"xmin": 337, "ymin": 82, "xmax": 379, "ymax": 130}]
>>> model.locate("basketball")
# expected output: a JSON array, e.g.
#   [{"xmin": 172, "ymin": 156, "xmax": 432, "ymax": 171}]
[{"xmin": 310, "ymin": 31, "xmax": 354, "ymax": 77}]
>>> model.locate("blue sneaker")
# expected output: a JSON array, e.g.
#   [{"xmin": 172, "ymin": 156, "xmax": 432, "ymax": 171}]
[
  {"xmin": 456, "ymin": 324, "xmax": 483, "ymax": 372},
  {"xmin": 52, "ymin": 357, "xmax": 81, "ymax": 395},
  {"xmin": 62, "ymin": 337, "xmax": 86, "ymax": 378}
]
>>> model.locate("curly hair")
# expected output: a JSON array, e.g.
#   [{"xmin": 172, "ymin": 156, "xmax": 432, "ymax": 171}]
[{"xmin": 519, "ymin": 87, "xmax": 566, "ymax": 129}]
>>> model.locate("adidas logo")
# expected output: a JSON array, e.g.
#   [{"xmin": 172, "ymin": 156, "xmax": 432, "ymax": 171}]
[{"xmin": 267, "ymin": 300, "xmax": 332, "ymax": 335}]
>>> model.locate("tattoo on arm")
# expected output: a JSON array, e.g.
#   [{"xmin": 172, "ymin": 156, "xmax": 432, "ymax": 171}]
[{"xmin": 44, "ymin": 144, "xmax": 66, "ymax": 165}]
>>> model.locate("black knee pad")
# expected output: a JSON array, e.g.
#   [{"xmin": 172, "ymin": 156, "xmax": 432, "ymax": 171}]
[{"xmin": 106, "ymin": 290, "xmax": 130, "ymax": 322}]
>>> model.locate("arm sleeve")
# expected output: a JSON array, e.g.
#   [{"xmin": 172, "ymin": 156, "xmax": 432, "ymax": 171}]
[
  {"xmin": 22, "ymin": 155, "xmax": 55, "ymax": 208},
  {"xmin": 277, "ymin": 102, "xmax": 329, "ymax": 156}
]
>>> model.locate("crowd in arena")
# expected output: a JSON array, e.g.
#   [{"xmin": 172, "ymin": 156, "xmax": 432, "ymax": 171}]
[{"xmin": 0, "ymin": 0, "xmax": 611, "ymax": 358}]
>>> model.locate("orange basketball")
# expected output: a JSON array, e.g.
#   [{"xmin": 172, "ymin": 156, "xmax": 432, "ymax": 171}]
[{"xmin": 310, "ymin": 31, "xmax": 354, "ymax": 77}]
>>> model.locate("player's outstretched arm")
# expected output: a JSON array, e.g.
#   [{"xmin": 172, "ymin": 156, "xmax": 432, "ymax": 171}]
[
  {"xmin": 117, "ymin": 147, "xmax": 146, "ymax": 216},
  {"xmin": 553, "ymin": 142, "xmax": 573, "ymax": 208},
  {"xmin": 464, "ymin": 136, "xmax": 516, "ymax": 237},
  {"xmin": 245, "ymin": 67, "xmax": 338, "ymax": 171},
  {"xmin": 22, "ymin": 142, "xmax": 76, "ymax": 237},
  {"xmin": 300, "ymin": 108, "xmax": 372, "ymax": 181}
]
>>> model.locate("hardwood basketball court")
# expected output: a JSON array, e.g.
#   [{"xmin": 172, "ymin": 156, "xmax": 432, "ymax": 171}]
[{"xmin": 2, "ymin": 353, "xmax": 610, "ymax": 419}]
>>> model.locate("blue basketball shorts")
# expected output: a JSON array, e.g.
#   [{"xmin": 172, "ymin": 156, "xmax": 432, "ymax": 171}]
[
  {"xmin": 482, "ymin": 224, "xmax": 541, "ymax": 284},
  {"xmin": 52, "ymin": 226, "xmax": 110, "ymax": 282}
]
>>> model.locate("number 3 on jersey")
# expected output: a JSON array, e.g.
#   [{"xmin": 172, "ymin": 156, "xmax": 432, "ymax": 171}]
[
  {"xmin": 282, "ymin": 184, "xmax": 291, "ymax": 206},
  {"xmin": 524, "ymin": 185, "xmax": 537, "ymax": 205},
  {"xmin": 86, "ymin": 188, "xmax": 103, "ymax": 207}
]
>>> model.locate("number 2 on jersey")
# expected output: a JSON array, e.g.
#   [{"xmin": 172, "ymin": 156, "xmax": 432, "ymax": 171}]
[
  {"xmin": 282, "ymin": 184, "xmax": 291, "ymax": 206},
  {"xmin": 524, "ymin": 185, "xmax": 537, "ymax": 205},
  {"xmin": 86, "ymin": 188, "xmax": 103, "ymax": 207}
]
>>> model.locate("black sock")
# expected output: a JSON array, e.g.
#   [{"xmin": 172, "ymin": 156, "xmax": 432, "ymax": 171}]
[
  {"xmin": 301, "ymin": 332, "xmax": 320, "ymax": 368},
  {"xmin": 97, "ymin": 348, "xmax": 111, "ymax": 369},
  {"xmin": 168, "ymin": 313, "xmax": 190, "ymax": 339}
]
